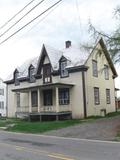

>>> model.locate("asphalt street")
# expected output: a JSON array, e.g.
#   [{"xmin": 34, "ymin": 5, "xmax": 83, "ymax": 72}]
[{"xmin": 0, "ymin": 131, "xmax": 120, "ymax": 160}]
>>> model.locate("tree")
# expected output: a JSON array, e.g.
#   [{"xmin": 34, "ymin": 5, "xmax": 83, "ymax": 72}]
[{"xmin": 88, "ymin": 6, "xmax": 120, "ymax": 63}]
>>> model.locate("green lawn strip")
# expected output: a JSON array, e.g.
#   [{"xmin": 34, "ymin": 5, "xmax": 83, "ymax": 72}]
[
  {"xmin": 1, "ymin": 111, "xmax": 120, "ymax": 134},
  {"xmin": 105, "ymin": 111, "xmax": 120, "ymax": 117},
  {"xmin": 0, "ymin": 118, "xmax": 22, "ymax": 127},
  {"xmin": 6, "ymin": 119, "xmax": 82, "ymax": 133}
]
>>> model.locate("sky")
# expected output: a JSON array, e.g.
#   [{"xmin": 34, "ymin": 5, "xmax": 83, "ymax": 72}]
[{"xmin": 0, "ymin": 0, "xmax": 120, "ymax": 90}]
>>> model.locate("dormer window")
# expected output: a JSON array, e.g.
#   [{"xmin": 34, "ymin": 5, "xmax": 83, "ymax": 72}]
[
  {"xmin": 14, "ymin": 69, "xmax": 20, "ymax": 86},
  {"xmin": 60, "ymin": 59, "xmax": 68, "ymax": 78},
  {"xmin": 29, "ymin": 65, "xmax": 36, "ymax": 83}
]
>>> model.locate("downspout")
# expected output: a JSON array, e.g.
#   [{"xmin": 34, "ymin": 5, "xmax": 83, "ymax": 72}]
[{"xmin": 82, "ymin": 71, "xmax": 87, "ymax": 118}]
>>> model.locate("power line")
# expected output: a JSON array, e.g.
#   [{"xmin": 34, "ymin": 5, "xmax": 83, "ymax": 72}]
[
  {"xmin": 0, "ymin": 0, "xmax": 63, "ymax": 45},
  {"xmin": 23, "ymin": 1, "xmax": 62, "ymax": 36},
  {"xmin": 0, "ymin": 0, "xmax": 36, "ymax": 30},
  {"xmin": 0, "ymin": 0, "xmax": 46, "ymax": 38}
]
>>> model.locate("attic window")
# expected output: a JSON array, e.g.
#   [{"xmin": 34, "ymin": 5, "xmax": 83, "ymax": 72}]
[
  {"xmin": 29, "ymin": 65, "xmax": 36, "ymax": 83},
  {"xmin": 92, "ymin": 60, "xmax": 98, "ymax": 77},
  {"xmin": 14, "ymin": 70, "xmax": 20, "ymax": 86},
  {"xmin": 60, "ymin": 60, "xmax": 68, "ymax": 78},
  {"xmin": 104, "ymin": 65, "xmax": 109, "ymax": 80}
]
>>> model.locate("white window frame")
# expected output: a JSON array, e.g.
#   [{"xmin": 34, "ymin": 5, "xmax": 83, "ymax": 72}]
[
  {"xmin": 106, "ymin": 89, "xmax": 111, "ymax": 104},
  {"xmin": 29, "ymin": 66, "xmax": 36, "ymax": 83},
  {"xmin": 59, "ymin": 88, "xmax": 70, "ymax": 105},
  {"xmin": 94, "ymin": 87, "xmax": 100, "ymax": 105},
  {"xmin": 104, "ymin": 65, "xmax": 109, "ymax": 80},
  {"xmin": 60, "ymin": 60, "xmax": 68, "ymax": 78},
  {"xmin": 92, "ymin": 60, "xmax": 98, "ymax": 77}
]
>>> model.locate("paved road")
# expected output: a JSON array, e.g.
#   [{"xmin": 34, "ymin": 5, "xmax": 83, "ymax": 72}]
[
  {"xmin": 44, "ymin": 116, "xmax": 120, "ymax": 141},
  {"xmin": 0, "ymin": 131, "xmax": 120, "ymax": 160}
]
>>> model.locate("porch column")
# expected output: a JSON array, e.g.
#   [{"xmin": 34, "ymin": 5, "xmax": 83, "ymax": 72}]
[
  {"xmin": 38, "ymin": 88, "xmax": 40, "ymax": 112},
  {"xmin": 14, "ymin": 93, "xmax": 17, "ymax": 116},
  {"xmin": 55, "ymin": 87, "xmax": 59, "ymax": 112},
  {"xmin": 29, "ymin": 91, "xmax": 32, "ymax": 112}
]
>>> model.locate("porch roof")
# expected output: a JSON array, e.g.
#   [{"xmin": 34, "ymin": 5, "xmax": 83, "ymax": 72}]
[{"xmin": 12, "ymin": 82, "xmax": 74, "ymax": 92}]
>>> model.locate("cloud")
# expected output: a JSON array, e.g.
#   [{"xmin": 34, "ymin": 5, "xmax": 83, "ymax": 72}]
[{"xmin": 0, "ymin": 0, "xmax": 119, "ymax": 79}]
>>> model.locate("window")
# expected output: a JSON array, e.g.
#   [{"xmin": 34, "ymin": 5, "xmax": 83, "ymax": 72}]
[
  {"xmin": 60, "ymin": 60, "xmax": 68, "ymax": 77},
  {"xmin": 59, "ymin": 88, "xmax": 70, "ymax": 105},
  {"xmin": 0, "ymin": 101, "xmax": 4, "ymax": 109},
  {"xmin": 29, "ymin": 65, "xmax": 36, "ymax": 83},
  {"xmin": 14, "ymin": 70, "xmax": 20, "ymax": 86},
  {"xmin": 16, "ymin": 92, "xmax": 20, "ymax": 108},
  {"xmin": 43, "ymin": 64, "xmax": 51, "ymax": 83},
  {"xmin": 31, "ymin": 91, "xmax": 38, "ymax": 107},
  {"xmin": 106, "ymin": 89, "xmax": 110, "ymax": 104},
  {"xmin": 0, "ymin": 89, "xmax": 4, "ymax": 95},
  {"xmin": 43, "ymin": 89, "xmax": 53, "ymax": 106},
  {"xmin": 92, "ymin": 60, "xmax": 98, "ymax": 77},
  {"xmin": 104, "ymin": 65, "xmax": 109, "ymax": 80},
  {"xmin": 94, "ymin": 87, "xmax": 100, "ymax": 105}
]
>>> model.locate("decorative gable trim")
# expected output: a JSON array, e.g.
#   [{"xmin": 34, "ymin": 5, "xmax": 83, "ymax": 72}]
[
  {"xmin": 36, "ymin": 45, "xmax": 53, "ymax": 76},
  {"xmin": 99, "ymin": 38, "xmax": 117, "ymax": 78},
  {"xmin": 85, "ymin": 38, "xmax": 117, "ymax": 78}
]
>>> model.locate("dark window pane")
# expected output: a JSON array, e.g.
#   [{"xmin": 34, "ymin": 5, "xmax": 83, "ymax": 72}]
[
  {"xmin": 106, "ymin": 89, "xmax": 110, "ymax": 104},
  {"xmin": 94, "ymin": 87, "xmax": 100, "ymax": 105},
  {"xmin": 31, "ymin": 91, "xmax": 38, "ymax": 107},
  {"xmin": 43, "ymin": 90, "xmax": 53, "ymax": 106},
  {"xmin": 59, "ymin": 88, "xmax": 70, "ymax": 105},
  {"xmin": 43, "ymin": 64, "xmax": 51, "ymax": 83}
]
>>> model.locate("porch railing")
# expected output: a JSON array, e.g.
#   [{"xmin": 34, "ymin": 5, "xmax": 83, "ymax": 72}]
[
  {"xmin": 16, "ymin": 105, "xmax": 71, "ymax": 113},
  {"xmin": 16, "ymin": 106, "xmax": 29, "ymax": 113},
  {"xmin": 32, "ymin": 107, "xmax": 38, "ymax": 112},
  {"xmin": 40, "ymin": 106, "xmax": 56, "ymax": 112}
]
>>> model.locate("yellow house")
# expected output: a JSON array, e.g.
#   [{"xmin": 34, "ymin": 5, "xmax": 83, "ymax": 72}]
[{"xmin": 5, "ymin": 38, "xmax": 117, "ymax": 120}]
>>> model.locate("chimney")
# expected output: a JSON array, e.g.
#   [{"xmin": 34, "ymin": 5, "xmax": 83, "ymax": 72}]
[{"xmin": 65, "ymin": 40, "xmax": 71, "ymax": 48}]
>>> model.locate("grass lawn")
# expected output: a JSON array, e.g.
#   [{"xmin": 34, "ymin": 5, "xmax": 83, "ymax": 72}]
[
  {"xmin": 0, "ymin": 118, "xmax": 82, "ymax": 133},
  {"xmin": 0, "ymin": 111, "xmax": 120, "ymax": 134}
]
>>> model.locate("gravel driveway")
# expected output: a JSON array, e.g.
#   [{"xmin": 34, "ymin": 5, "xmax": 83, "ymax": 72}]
[{"xmin": 44, "ymin": 116, "xmax": 120, "ymax": 141}]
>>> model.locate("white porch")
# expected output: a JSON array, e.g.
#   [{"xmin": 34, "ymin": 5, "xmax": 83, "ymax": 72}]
[{"xmin": 13, "ymin": 83, "xmax": 74, "ymax": 120}]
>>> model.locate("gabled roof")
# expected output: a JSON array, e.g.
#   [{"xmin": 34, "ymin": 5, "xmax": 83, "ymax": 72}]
[
  {"xmin": 62, "ymin": 45, "xmax": 89, "ymax": 68},
  {"xmin": 99, "ymin": 38, "xmax": 117, "ymax": 78},
  {"xmin": 36, "ymin": 44, "xmax": 63, "ymax": 75},
  {"xmin": 5, "ymin": 57, "xmax": 38, "ymax": 81},
  {"xmin": 44, "ymin": 44, "xmax": 63, "ymax": 70},
  {"xmin": 5, "ymin": 38, "xmax": 117, "ymax": 82},
  {"xmin": 84, "ymin": 38, "xmax": 117, "ymax": 78}
]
